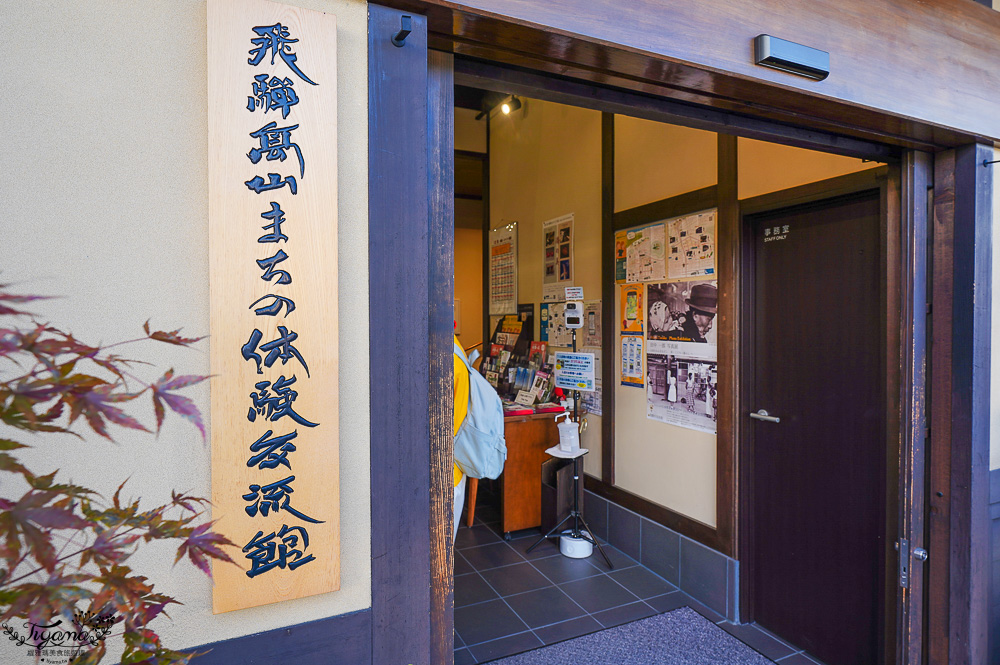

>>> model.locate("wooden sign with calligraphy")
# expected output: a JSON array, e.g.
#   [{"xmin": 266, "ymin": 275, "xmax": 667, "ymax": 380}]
[{"xmin": 207, "ymin": 0, "xmax": 339, "ymax": 613}]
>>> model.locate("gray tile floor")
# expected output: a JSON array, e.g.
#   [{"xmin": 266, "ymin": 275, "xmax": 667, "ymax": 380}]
[{"xmin": 454, "ymin": 493, "xmax": 827, "ymax": 665}]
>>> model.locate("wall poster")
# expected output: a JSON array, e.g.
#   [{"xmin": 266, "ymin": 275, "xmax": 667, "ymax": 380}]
[
  {"xmin": 614, "ymin": 222, "xmax": 667, "ymax": 283},
  {"xmin": 542, "ymin": 213, "xmax": 575, "ymax": 302},
  {"xmin": 620, "ymin": 335, "xmax": 644, "ymax": 387},
  {"xmin": 646, "ymin": 280, "xmax": 719, "ymax": 349},
  {"xmin": 582, "ymin": 300, "xmax": 602, "ymax": 348},
  {"xmin": 667, "ymin": 209, "xmax": 716, "ymax": 279},
  {"xmin": 619, "ymin": 283, "xmax": 644, "ymax": 336},
  {"xmin": 646, "ymin": 342, "xmax": 718, "ymax": 434},
  {"xmin": 208, "ymin": 0, "xmax": 340, "ymax": 612},
  {"xmin": 539, "ymin": 303, "xmax": 549, "ymax": 341},
  {"xmin": 489, "ymin": 223, "xmax": 518, "ymax": 314}
]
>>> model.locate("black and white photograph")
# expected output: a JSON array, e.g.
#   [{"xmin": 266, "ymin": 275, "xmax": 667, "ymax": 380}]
[
  {"xmin": 646, "ymin": 280, "xmax": 718, "ymax": 344},
  {"xmin": 646, "ymin": 353, "xmax": 718, "ymax": 433}
]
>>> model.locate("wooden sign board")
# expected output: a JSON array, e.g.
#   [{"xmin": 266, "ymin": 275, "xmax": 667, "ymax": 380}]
[{"xmin": 207, "ymin": 0, "xmax": 339, "ymax": 613}]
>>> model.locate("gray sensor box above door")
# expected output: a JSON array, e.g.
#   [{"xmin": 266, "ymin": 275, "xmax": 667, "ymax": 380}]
[{"xmin": 753, "ymin": 35, "xmax": 830, "ymax": 81}]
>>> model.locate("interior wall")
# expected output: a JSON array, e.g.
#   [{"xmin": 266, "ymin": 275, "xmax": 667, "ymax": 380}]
[
  {"xmin": 614, "ymin": 116, "xmax": 718, "ymax": 212},
  {"xmin": 456, "ymin": 107, "xmax": 487, "ymax": 153},
  {"xmin": 738, "ymin": 138, "xmax": 872, "ymax": 199},
  {"xmin": 1, "ymin": 0, "xmax": 371, "ymax": 657},
  {"xmin": 490, "ymin": 98, "xmax": 604, "ymax": 475},
  {"xmin": 611, "ymin": 116, "xmax": 720, "ymax": 526},
  {"xmin": 455, "ymin": 228, "xmax": 484, "ymax": 350}
]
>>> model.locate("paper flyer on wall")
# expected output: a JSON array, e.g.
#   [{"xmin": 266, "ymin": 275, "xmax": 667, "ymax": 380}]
[
  {"xmin": 581, "ymin": 378, "xmax": 603, "ymax": 416},
  {"xmin": 546, "ymin": 302, "xmax": 574, "ymax": 348},
  {"xmin": 614, "ymin": 222, "xmax": 667, "ymax": 283},
  {"xmin": 539, "ymin": 303, "xmax": 549, "ymax": 341},
  {"xmin": 667, "ymin": 210, "xmax": 716, "ymax": 279},
  {"xmin": 620, "ymin": 335, "xmax": 644, "ymax": 387},
  {"xmin": 646, "ymin": 351, "xmax": 717, "ymax": 434},
  {"xmin": 583, "ymin": 300, "xmax": 602, "ymax": 347},
  {"xmin": 646, "ymin": 279, "xmax": 718, "ymax": 349},
  {"xmin": 542, "ymin": 214, "xmax": 574, "ymax": 302},
  {"xmin": 619, "ymin": 283, "xmax": 644, "ymax": 335},
  {"xmin": 489, "ymin": 224, "xmax": 518, "ymax": 314}
]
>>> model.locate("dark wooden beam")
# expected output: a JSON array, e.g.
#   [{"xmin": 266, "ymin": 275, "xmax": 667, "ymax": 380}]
[
  {"xmin": 715, "ymin": 134, "xmax": 738, "ymax": 559},
  {"xmin": 403, "ymin": 0, "xmax": 1000, "ymax": 147},
  {"xmin": 368, "ymin": 7, "xmax": 432, "ymax": 665},
  {"xmin": 946, "ymin": 144, "xmax": 993, "ymax": 665},
  {"xmin": 600, "ymin": 112, "xmax": 615, "ymax": 484},
  {"xmin": 928, "ymin": 148, "xmax": 956, "ymax": 665},
  {"xmin": 427, "ymin": 48, "xmax": 455, "ymax": 665},
  {"xmin": 613, "ymin": 186, "xmax": 719, "ymax": 231},
  {"xmin": 739, "ymin": 167, "xmax": 887, "ymax": 215}
]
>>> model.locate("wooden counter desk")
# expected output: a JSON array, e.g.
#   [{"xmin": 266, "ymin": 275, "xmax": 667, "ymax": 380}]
[{"xmin": 465, "ymin": 412, "xmax": 561, "ymax": 537}]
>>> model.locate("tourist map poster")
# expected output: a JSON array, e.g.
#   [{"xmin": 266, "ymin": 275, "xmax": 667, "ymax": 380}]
[
  {"xmin": 667, "ymin": 210, "xmax": 716, "ymax": 279},
  {"xmin": 614, "ymin": 222, "xmax": 667, "ymax": 283}
]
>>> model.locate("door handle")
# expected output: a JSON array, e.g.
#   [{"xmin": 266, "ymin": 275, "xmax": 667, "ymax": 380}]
[{"xmin": 750, "ymin": 409, "xmax": 780, "ymax": 423}]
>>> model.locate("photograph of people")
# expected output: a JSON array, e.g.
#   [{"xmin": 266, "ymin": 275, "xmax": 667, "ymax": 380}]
[{"xmin": 647, "ymin": 281, "xmax": 717, "ymax": 344}]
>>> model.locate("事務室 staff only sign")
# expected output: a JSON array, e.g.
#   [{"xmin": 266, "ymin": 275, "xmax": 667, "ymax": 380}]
[{"xmin": 207, "ymin": 0, "xmax": 339, "ymax": 613}]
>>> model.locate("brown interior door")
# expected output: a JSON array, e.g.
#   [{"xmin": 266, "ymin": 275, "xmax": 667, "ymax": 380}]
[{"xmin": 749, "ymin": 191, "xmax": 885, "ymax": 665}]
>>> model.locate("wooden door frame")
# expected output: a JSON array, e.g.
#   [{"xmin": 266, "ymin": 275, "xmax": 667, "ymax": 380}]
[
  {"xmin": 367, "ymin": 5, "xmax": 992, "ymax": 664},
  {"xmin": 736, "ymin": 168, "xmax": 899, "ymax": 664}
]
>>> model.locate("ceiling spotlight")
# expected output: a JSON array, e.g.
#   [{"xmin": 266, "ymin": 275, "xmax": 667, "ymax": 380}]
[{"xmin": 501, "ymin": 96, "xmax": 521, "ymax": 115}]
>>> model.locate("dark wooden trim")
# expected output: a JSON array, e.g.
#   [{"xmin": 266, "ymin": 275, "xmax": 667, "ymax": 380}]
[
  {"xmin": 739, "ymin": 167, "xmax": 888, "ymax": 214},
  {"xmin": 455, "ymin": 193, "xmax": 483, "ymax": 201},
  {"xmin": 454, "ymin": 58, "xmax": 899, "ymax": 163},
  {"xmin": 612, "ymin": 186, "xmax": 718, "ymax": 231},
  {"xmin": 584, "ymin": 475, "xmax": 726, "ymax": 552},
  {"xmin": 928, "ymin": 149, "xmax": 956, "ymax": 665},
  {"xmin": 880, "ymin": 155, "xmax": 902, "ymax": 665},
  {"xmin": 600, "ymin": 111, "xmax": 616, "ymax": 484},
  {"xmin": 368, "ymin": 7, "xmax": 433, "ymax": 665},
  {"xmin": 188, "ymin": 610, "xmax": 372, "ymax": 665},
  {"xmin": 945, "ymin": 143, "xmax": 993, "ymax": 665},
  {"xmin": 888, "ymin": 151, "xmax": 933, "ymax": 665},
  {"xmin": 715, "ymin": 134, "xmax": 738, "ymax": 560},
  {"xmin": 455, "ymin": 148, "xmax": 486, "ymax": 159},
  {"xmin": 991, "ymin": 468, "xmax": 1000, "ymax": 506},
  {"xmin": 427, "ymin": 48, "xmax": 455, "ymax": 665},
  {"xmin": 481, "ymin": 115, "xmax": 491, "ymax": 351},
  {"xmin": 736, "ymin": 180, "xmax": 758, "ymax": 621}
]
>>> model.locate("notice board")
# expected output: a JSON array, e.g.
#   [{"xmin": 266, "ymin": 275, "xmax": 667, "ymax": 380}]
[{"xmin": 208, "ymin": 0, "xmax": 339, "ymax": 613}]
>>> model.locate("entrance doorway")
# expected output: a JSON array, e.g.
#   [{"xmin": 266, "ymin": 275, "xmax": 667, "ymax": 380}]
[{"xmin": 746, "ymin": 191, "xmax": 886, "ymax": 665}]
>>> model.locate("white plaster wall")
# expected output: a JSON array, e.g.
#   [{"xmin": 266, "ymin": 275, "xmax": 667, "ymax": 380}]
[{"xmin": 0, "ymin": 0, "xmax": 370, "ymax": 655}]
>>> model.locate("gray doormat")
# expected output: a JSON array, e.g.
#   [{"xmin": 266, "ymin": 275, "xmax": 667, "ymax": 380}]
[{"xmin": 488, "ymin": 607, "xmax": 776, "ymax": 665}]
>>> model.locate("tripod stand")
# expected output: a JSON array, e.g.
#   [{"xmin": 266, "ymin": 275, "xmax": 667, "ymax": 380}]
[{"xmin": 525, "ymin": 450, "xmax": 613, "ymax": 569}]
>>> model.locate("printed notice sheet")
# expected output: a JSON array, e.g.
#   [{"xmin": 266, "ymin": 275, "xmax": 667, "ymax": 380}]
[{"xmin": 489, "ymin": 224, "xmax": 518, "ymax": 314}]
